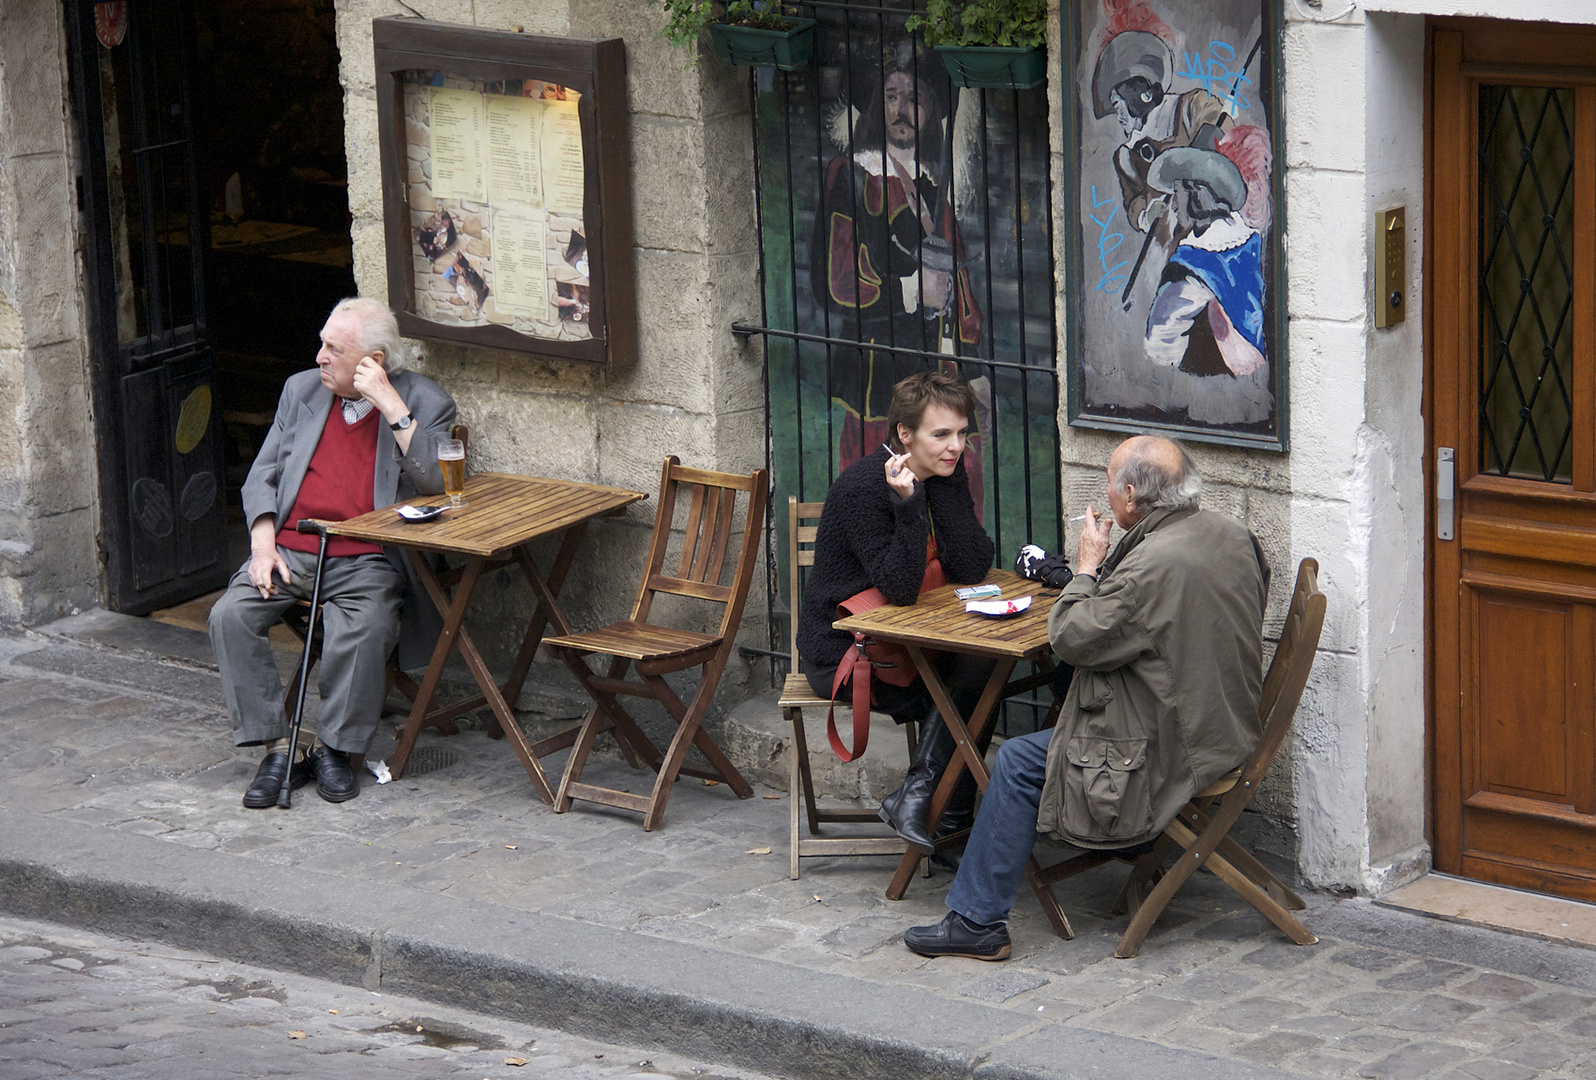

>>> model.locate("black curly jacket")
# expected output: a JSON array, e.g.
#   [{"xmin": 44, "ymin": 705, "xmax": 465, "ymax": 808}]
[{"xmin": 797, "ymin": 446, "xmax": 996, "ymax": 669}]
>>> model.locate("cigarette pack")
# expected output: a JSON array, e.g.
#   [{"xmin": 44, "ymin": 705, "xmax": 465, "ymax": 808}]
[{"xmin": 955, "ymin": 584, "xmax": 1003, "ymax": 600}]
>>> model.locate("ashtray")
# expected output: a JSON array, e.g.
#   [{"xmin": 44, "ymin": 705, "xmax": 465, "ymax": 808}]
[
  {"xmin": 965, "ymin": 595, "xmax": 1032, "ymax": 617},
  {"xmin": 396, "ymin": 504, "xmax": 446, "ymax": 522}
]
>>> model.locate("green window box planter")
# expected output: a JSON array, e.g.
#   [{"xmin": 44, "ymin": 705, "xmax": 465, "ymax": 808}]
[
  {"xmin": 934, "ymin": 43, "xmax": 1046, "ymax": 90},
  {"xmin": 707, "ymin": 17, "xmax": 817, "ymax": 70}
]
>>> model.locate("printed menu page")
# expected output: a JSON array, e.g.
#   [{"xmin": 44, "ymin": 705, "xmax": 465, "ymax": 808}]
[
  {"xmin": 540, "ymin": 99, "xmax": 585, "ymax": 215},
  {"xmin": 428, "ymin": 87, "xmax": 486, "ymax": 201},
  {"xmin": 492, "ymin": 211, "xmax": 550, "ymax": 321},
  {"xmin": 485, "ymin": 94, "xmax": 543, "ymax": 206}
]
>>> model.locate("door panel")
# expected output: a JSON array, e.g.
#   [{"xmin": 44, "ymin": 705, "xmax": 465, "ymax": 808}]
[
  {"xmin": 66, "ymin": 0, "xmax": 229, "ymax": 613},
  {"xmin": 1430, "ymin": 20, "xmax": 1596, "ymax": 902},
  {"xmin": 1467, "ymin": 587, "xmax": 1583, "ymax": 801}
]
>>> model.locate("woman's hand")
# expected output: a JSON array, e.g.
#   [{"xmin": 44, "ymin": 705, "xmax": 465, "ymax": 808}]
[{"xmin": 884, "ymin": 450, "xmax": 917, "ymax": 500}]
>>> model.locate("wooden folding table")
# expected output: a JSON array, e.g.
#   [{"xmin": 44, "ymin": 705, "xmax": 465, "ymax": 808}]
[
  {"xmin": 832, "ymin": 569, "xmax": 1082, "ymax": 938},
  {"xmin": 326, "ymin": 472, "xmax": 646, "ymax": 802}
]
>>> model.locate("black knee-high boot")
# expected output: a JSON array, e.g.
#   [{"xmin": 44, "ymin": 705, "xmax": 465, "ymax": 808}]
[{"xmin": 878, "ymin": 711, "xmax": 956, "ymax": 853}]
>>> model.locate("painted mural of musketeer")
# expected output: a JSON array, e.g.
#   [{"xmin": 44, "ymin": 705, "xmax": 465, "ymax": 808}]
[
  {"xmin": 1071, "ymin": 0, "xmax": 1283, "ymax": 443},
  {"xmin": 810, "ymin": 43, "xmax": 983, "ymax": 477}
]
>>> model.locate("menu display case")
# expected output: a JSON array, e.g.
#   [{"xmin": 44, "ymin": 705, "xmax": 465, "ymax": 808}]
[{"xmin": 374, "ymin": 18, "xmax": 634, "ymax": 367}]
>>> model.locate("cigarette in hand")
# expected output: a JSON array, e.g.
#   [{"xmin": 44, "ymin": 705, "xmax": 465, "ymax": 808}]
[{"xmin": 1068, "ymin": 514, "xmax": 1098, "ymax": 523}]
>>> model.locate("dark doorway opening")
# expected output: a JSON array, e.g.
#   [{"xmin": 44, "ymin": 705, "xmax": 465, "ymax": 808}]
[{"xmin": 195, "ymin": 0, "xmax": 356, "ymax": 578}]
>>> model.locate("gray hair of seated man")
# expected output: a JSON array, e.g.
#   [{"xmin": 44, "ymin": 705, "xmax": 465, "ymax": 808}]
[
  {"xmin": 1112, "ymin": 436, "xmax": 1202, "ymax": 512},
  {"xmin": 330, "ymin": 296, "xmax": 407, "ymax": 371}
]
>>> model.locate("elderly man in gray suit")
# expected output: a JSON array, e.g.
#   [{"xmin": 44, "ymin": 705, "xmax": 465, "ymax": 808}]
[{"xmin": 209, "ymin": 298, "xmax": 457, "ymax": 807}]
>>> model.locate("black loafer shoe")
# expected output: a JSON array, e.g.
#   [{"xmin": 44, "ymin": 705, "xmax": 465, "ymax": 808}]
[
  {"xmin": 242, "ymin": 752, "xmax": 291, "ymax": 809},
  {"xmin": 308, "ymin": 746, "xmax": 359, "ymax": 803},
  {"xmin": 904, "ymin": 911, "xmax": 1012, "ymax": 961}
]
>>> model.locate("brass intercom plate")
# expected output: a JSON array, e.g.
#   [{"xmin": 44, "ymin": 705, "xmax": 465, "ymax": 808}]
[{"xmin": 1375, "ymin": 207, "xmax": 1405, "ymax": 328}]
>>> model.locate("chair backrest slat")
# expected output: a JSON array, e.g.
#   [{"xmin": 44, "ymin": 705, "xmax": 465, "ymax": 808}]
[
  {"xmin": 787, "ymin": 497, "xmax": 827, "ymax": 664},
  {"xmin": 678, "ymin": 484, "xmax": 709, "ymax": 580},
  {"xmin": 630, "ymin": 457, "xmax": 682, "ymax": 623},
  {"xmin": 703, "ymin": 490, "xmax": 737, "ymax": 583}
]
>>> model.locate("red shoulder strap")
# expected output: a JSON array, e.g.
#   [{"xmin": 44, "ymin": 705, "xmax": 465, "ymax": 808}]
[{"xmin": 825, "ymin": 647, "xmax": 872, "ymax": 762}]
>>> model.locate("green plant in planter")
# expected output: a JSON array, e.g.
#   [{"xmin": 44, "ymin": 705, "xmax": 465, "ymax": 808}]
[
  {"xmin": 654, "ymin": 0, "xmax": 802, "ymax": 52},
  {"xmin": 907, "ymin": 0, "xmax": 1046, "ymax": 48}
]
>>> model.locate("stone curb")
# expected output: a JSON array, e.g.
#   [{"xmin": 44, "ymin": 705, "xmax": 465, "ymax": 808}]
[{"xmin": 0, "ymin": 805, "xmax": 1313, "ymax": 1080}]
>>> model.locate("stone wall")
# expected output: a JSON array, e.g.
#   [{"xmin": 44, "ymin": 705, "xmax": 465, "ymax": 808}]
[
  {"xmin": 332, "ymin": 0, "xmax": 769, "ymax": 715},
  {"xmin": 0, "ymin": 1, "xmax": 100, "ymax": 627}
]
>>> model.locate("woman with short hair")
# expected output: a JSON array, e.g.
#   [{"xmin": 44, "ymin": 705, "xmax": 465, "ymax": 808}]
[{"xmin": 797, "ymin": 370, "xmax": 996, "ymax": 853}]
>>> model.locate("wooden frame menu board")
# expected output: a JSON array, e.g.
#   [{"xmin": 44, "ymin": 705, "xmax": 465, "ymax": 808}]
[{"xmin": 374, "ymin": 18, "xmax": 634, "ymax": 368}]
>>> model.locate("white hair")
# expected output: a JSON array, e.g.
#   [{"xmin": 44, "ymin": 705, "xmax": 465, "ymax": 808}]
[
  {"xmin": 329, "ymin": 297, "xmax": 406, "ymax": 370},
  {"xmin": 1112, "ymin": 436, "xmax": 1202, "ymax": 511}
]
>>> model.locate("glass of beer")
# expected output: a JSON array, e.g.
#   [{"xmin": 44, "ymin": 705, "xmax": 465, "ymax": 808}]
[{"xmin": 437, "ymin": 437, "xmax": 467, "ymax": 509}]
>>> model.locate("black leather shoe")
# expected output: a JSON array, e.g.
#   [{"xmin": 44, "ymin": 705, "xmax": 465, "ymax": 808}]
[
  {"xmin": 242, "ymin": 753, "xmax": 291, "ymax": 809},
  {"xmin": 904, "ymin": 911, "xmax": 1012, "ymax": 961},
  {"xmin": 307, "ymin": 746, "xmax": 359, "ymax": 802}
]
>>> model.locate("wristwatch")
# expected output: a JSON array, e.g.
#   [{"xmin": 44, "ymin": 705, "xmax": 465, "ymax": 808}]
[{"xmin": 389, "ymin": 412, "xmax": 414, "ymax": 431}]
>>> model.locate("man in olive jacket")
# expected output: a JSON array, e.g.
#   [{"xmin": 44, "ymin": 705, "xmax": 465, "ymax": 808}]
[{"xmin": 904, "ymin": 435, "xmax": 1269, "ymax": 961}]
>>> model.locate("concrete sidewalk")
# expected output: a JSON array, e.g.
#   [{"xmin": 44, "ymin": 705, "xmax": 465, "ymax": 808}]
[{"xmin": 0, "ymin": 622, "xmax": 1593, "ymax": 1080}]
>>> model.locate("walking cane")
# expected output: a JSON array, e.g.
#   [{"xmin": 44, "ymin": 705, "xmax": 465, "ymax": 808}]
[{"xmin": 279, "ymin": 519, "xmax": 332, "ymax": 809}]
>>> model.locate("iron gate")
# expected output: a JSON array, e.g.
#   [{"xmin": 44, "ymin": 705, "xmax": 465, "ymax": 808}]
[{"xmin": 738, "ymin": 0, "xmax": 1060, "ymax": 733}]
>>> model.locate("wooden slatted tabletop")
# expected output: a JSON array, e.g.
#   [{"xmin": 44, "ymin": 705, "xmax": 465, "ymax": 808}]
[
  {"xmin": 325, "ymin": 473, "xmax": 646, "ymax": 556},
  {"xmin": 832, "ymin": 570, "xmax": 1060, "ymax": 659}
]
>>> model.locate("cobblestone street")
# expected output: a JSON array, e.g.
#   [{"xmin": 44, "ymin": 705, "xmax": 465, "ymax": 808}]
[
  {"xmin": 0, "ymin": 915, "xmax": 771, "ymax": 1080},
  {"xmin": 0, "ymin": 630, "xmax": 1594, "ymax": 1080}
]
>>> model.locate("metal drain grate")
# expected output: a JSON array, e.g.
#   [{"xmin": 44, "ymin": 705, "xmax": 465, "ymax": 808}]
[{"xmin": 403, "ymin": 747, "xmax": 463, "ymax": 776}]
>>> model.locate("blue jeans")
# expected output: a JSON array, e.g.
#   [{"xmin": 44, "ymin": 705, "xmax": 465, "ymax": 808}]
[{"xmin": 945, "ymin": 726, "xmax": 1055, "ymax": 926}]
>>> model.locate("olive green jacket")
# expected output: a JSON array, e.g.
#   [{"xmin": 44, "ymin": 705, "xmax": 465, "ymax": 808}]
[{"xmin": 1037, "ymin": 506, "xmax": 1269, "ymax": 849}]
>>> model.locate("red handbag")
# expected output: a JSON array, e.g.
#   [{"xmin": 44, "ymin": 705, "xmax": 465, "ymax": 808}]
[{"xmin": 826, "ymin": 559, "xmax": 946, "ymax": 762}]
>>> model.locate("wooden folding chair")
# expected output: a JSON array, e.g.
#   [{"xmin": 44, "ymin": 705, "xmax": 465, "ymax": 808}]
[
  {"xmin": 545, "ymin": 457, "xmax": 768, "ymax": 830},
  {"xmin": 1031, "ymin": 557, "xmax": 1327, "ymax": 957},
  {"xmin": 780, "ymin": 496, "xmax": 923, "ymax": 879}
]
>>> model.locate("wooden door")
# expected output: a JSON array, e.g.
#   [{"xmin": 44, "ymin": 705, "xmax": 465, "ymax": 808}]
[
  {"xmin": 1431, "ymin": 20, "xmax": 1596, "ymax": 902},
  {"xmin": 65, "ymin": 0, "xmax": 230, "ymax": 613}
]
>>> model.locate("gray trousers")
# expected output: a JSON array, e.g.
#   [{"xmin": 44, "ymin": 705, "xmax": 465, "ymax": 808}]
[{"xmin": 209, "ymin": 548, "xmax": 404, "ymax": 754}]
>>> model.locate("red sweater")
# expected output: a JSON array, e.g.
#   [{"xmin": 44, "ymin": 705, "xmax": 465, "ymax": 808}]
[{"xmin": 277, "ymin": 401, "xmax": 384, "ymax": 557}]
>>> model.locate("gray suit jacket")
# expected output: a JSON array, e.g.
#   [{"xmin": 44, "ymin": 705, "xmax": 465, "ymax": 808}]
[{"xmin": 242, "ymin": 367, "xmax": 458, "ymax": 669}]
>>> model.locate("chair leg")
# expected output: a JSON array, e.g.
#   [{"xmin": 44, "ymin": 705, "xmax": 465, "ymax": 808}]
[
  {"xmin": 1163, "ymin": 818, "xmax": 1316, "ymax": 945},
  {"xmin": 788, "ymin": 706, "xmax": 804, "ymax": 880},
  {"xmin": 643, "ymin": 671, "xmax": 752, "ymax": 797},
  {"xmin": 639, "ymin": 672, "xmax": 751, "ymax": 831},
  {"xmin": 790, "ymin": 705, "xmax": 822, "ymax": 835},
  {"xmin": 1115, "ymin": 819, "xmax": 1222, "ymax": 960},
  {"xmin": 1025, "ymin": 858, "xmax": 1077, "ymax": 940},
  {"xmin": 1178, "ymin": 802, "xmax": 1308, "ymax": 911},
  {"xmin": 553, "ymin": 701, "xmax": 605, "ymax": 814},
  {"xmin": 1112, "ymin": 834, "xmax": 1177, "ymax": 916}
]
